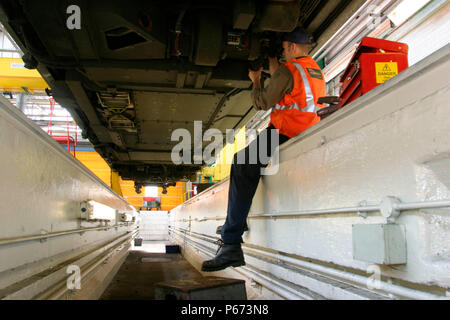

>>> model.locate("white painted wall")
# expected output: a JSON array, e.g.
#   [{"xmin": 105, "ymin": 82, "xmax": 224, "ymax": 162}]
[
  {"xmin": 169, "ymin": 45, "xmax": 450, "ymax": 300},
  {"xmin": 138, "ymin": 211, "xmax": 169, "ymax": 241},
  {"xmin": 0, "ymin": 96, "xmax": 137, "ymax": 299}
]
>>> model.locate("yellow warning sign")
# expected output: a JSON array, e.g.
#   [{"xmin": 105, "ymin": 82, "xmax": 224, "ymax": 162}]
[{"xmin": 375, "ymin": 62, "xmax": 398, "ymax": 84}]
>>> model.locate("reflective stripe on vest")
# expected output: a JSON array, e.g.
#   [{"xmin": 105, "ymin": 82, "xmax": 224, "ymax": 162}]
[{"xmin": 274, "ymin": 62, "xmax": 319, "ymax": 113}]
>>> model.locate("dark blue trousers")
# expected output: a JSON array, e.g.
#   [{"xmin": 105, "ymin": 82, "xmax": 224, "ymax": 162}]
[{"xmin": 221, "ymin": 125, "xmax": 290, "ymax": 244}]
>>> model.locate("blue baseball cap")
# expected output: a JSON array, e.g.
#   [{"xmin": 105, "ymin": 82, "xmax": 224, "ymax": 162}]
[{"xmin": 283, "ymin": 27, "xmax": 314, "ymax": 45}]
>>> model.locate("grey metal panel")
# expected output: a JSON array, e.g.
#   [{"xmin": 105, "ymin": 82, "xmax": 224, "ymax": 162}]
[
  {"xmin": 352, "ymin": 224, "xmax": 407, "ymax": 265},
  {"xmin": 139, "ymin": 212, "xmax": 169, "ymax": 241},
  {"xmin": 136, "ymin": 121, "xmax": 194, "ymax": 148},
  {"xmin": 134, "ymin": 92, "xmax": 223, "ymax": 121},
  {"xmin": 134, "ymin": 92, "xmax": 227, "ymax": 148},
  {"xmin": 86, "ymin": 67, "xmax": 177, "ymax": 85},
  {"xmin": 128, "ymin": 151, "xmax": 173, "ymax": 162},
  {"xmin": 211, "ymin": 90, "xmax": 253, "ymax": 130}
]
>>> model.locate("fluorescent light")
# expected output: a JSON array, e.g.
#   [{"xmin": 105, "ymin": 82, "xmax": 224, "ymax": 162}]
[
  {"xmin": 388, "ymin": 0, "xmax": 432, "ymax": 26},
  {"xmin": 119, "ymin": 213, "xmax": 133, "ymax": 222},
  {"xmin": 81, "ymin": 200, "xmax": 116, "ymax": 221},
  {"xmin": 145, "ymin": 186, "xmax": 158, "ymax": 197}
]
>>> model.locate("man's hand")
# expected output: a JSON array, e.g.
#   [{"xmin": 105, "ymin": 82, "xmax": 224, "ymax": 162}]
[
  {"xmin": 248, "ymin": 67, "xmax": 263, "ymax": 88},
  {"xmin": 269, "ymin": 57, "xmax": 280, "ymax": 76}
]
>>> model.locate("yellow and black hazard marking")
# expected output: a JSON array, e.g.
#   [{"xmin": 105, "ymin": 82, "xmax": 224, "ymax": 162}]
[{"xmin": 375, "ymin": 62, "xmax": 398, "ymax": 84}]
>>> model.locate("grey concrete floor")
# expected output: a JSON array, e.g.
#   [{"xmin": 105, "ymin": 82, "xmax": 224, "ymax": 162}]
[{"xmin": 100, "ymin": 241, "xmax": 203, "ymax": 300}]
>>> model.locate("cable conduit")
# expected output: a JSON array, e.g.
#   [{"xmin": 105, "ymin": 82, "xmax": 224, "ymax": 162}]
[
  {"xmin": 0, "ymin": 224, "xmax": 136, "ymax": 246},
  {"xmin": 169, "ymin": 226, "xmax": 448, "ymax": 300},
  {"xmin": 37, "ymin": 232, "xmax": 136, "ymax": 300},
  {"xmin": 173, "ymin": 199, "xmax": 450, "ymax": 223}
]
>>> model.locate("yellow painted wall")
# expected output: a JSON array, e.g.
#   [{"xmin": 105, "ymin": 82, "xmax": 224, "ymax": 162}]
[
  {"xmin": 157, "ymin": 182, "xmax": 186, "ymax": 211},
  {"xmin": 75, "ymin": 151, "xmax": 112, "ymax": 186},
  {"xmin": 75, "ymin": 151, "xmax": 145, "ymax": 210},
  {"xmin": 202, "ymin": 126, "xmax": 246, "ymax": 182},
  {"xmin": 75, "ymin": 150, "xmax": 185, "ymax": 211},
  {"xmin": 119, "ymin": 178, "xmax": 145, "ymax": 210}
]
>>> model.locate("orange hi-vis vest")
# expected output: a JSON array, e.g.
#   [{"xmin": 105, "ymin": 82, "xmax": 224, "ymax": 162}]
[{"xmin": 270, "ymin": 56, "xmax": 326, "ymax": 138}]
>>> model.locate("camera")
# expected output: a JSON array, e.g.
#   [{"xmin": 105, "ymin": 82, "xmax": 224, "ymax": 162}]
[{"xmin": 249, "ymin": 35, "xmax": 283, "ymax": 71}]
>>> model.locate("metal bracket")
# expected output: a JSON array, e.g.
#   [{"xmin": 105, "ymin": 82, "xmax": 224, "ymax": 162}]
[
  {"xmin": 250, "ymin": 279, "xmax": 263, "ymax": 294},
  {"xmin": 380, "ymin": 196, "xmax": 401, "ymax": 223},
  {"xmin": 39, "ymin": 229, "xmax": 48, "ymax": 243},
  {"xmin": 357, "ymin": 200, "xmax": 368, "ymax": 218}
]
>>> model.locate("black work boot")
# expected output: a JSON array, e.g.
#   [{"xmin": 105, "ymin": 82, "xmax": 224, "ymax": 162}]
[{"xmin": 201, "ymin": 241, "xmax": 245, "ymax": 272}]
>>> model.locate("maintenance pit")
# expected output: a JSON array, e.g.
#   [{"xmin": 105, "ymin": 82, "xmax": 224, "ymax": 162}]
[
  {"xmin": 100, "ymin": 242, "xmax": 203, "ymax": 300},
  {"xmin": 0, "ymin": 0, "xmax": 449, "ymax": 302}
]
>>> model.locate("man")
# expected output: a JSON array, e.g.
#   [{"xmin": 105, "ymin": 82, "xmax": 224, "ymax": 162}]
[{"xmin": 201, "ymin": 27, "xmax": 326, "ymax": 272}]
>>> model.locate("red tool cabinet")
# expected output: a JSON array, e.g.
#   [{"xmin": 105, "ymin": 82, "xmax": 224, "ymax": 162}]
[{"xmin": 339, "ymin": 37, "xmax": 409, "ymax": 108}]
